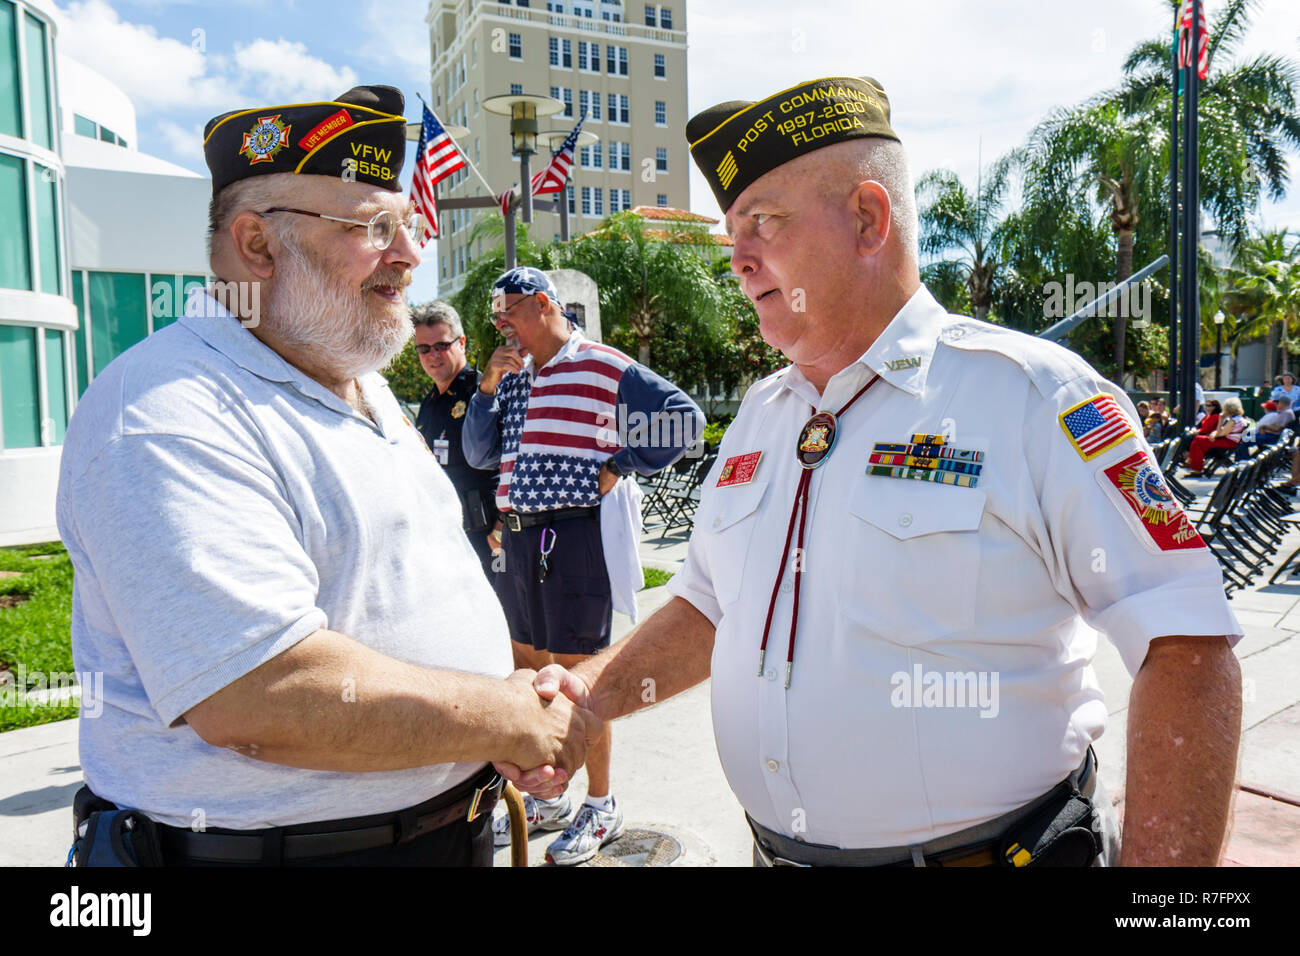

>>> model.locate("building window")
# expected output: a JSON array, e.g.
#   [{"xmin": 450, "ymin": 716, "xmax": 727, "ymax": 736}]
[
  {"xmin": 581, "ymin": 186, "xmax": 592, "ymax": 217},
  {"xmin": 551, "ymin": 87, "xmax": 573, "ymax": 119},
  {"xmin": 607, "ymin": 93, "xmax": 629, "ymax": 124},
  {"xmin": 610, "ymin": 141, "xmax": 631, "ymax": 172},
  {"xmin": 508, "ymin": 33, "xmax": 522, "ymax": 59},
  {"xmin": 567, "ymin": 184, "xmax": 575, "ymax": 214},
  {"xmin": 656, "ymin": 147, "xmax": 668, "ymax": 172},
  {"xmin": 0, "ymin": 325, "xmax": 39, "ymax": 448},
  {"xmin": 593, "ymin": 187, "xmax": 603, "ymax": 217},
  {"xmin": 606, "ymin": 45, "xmax": 628, "ymax": 76},
  {"xmin": 0, "ymin": 1, "xmax": 21, "ymax": 138},
  {"xmin": 549, "ymin": 36, "xmax": 559, "ymax": 67},
  {"xmin": 657, "ymin": 193, "xmax": 668, "ymax": 207},
  {"xmin": 562, "ymin": 38, "xmax": 572, "ymax": 68},
  {"xmin": 0, "ymin": 153, "xmax": 31, "ymax": 291},
  {"xmin": 472, "ymin": 38, "xmax": 478, "ymax": 64},
  {"xmin": 660, "ymin": 7, "xmax": 672, "ymax": 28},
  {"xmin": 23, "ymin": 12, "xmax": 54, "ymax": 150},
  {"xmin": 35, "ymin": 164, "xmax": 59, "ymax": 295},
  {"xmin": 621, "ymin": 188, "xmax": 632, "ymax": 210},
  {"xmin": 88, "ymin": 272, "xmax": 148, "ymax": 378},
  {"xmin": 44, "ymin": 328, "xmax": 67, "ymax": 444},
  {"xmin": 653, "ymin": 53, "xmax": 666, "ymax": 79},
  {"xmin": 578, "ymin": 40, "xmax": 600, "ymax": 72},
  {"xmin": 473, "ymin": 90, "xmax": 479, "ymax": 114},
  {"xmin": 644, "ymin": 4, "xmax": 655, "ymax": 26},
  {"xmin": 73, "ymin": 114, "xmax": 96, "ymax": 138},
  {"xmin": 510, "ymin": 83, "xmax": 523, "ymax": 95},
  {"xmin": 475, "ymin": 138, "xmax": 480, "ymax": 164},
  {"xmin": 579, "ymin": 89, "xmax": 601, "ymax": 121},
  {"xmin": 654, "ymin": 100, "xmax": 666, "ymax": 125}
]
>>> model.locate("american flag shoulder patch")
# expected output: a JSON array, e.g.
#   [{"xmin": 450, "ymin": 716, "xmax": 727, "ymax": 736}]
[{"xmin": 1059, "ymin": 393, "xmax": 1136, "ymax": 461}]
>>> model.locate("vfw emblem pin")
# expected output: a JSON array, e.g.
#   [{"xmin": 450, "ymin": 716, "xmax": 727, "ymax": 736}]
[{"xmin": 240, "ymin": 115, "xmax": 291, "ymax": 165}]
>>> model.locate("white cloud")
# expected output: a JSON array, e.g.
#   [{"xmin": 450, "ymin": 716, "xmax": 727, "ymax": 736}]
[
  {"xmin": 52, "ymin": 0, "xmax": 239, "ymax": 110},
  {"xmin": 357, "ymin": 0, "xmax": 430, "ymax": 83},
  {"xmin": 231, "ymin": 38, "xmax": 359, "ymax": 102},
  {"xmin": 155, "ymin": 118, "xmax": 203, "ymax": 158}
]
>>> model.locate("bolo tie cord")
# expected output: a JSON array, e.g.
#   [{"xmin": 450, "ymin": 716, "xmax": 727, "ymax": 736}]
[{"xmin": 758, "ymin": 374, "xmax": 882, "ymax": 688}]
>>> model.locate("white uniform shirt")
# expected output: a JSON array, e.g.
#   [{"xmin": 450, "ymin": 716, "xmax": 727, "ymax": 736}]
[
  {"xmin": 57, "ymin": 290, "xmax": 513, "ymax": 829},
  {"xmin": 668, "ymin": 286, "xmax": 1242, "ymax": 848}
]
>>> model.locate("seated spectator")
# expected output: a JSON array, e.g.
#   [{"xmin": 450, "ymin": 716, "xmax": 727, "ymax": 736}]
[
  {"xmin": 1146, "ymin": 397, "xmax": 1171, "ymax": 441},
  {"xmin": 1184, "ymin": 397, "xmax": 1249, "ymax": 476},
  {"xmin": 1272, "ymin": 371, "xmax": 1300, "ymax": 408},
  {"xmin": 1254, "ymin": 398, "xmax": 1294, "ymax": 447},
  {"xmin": 1196, "ymin": 399, "xmax": 1221, "ymax": 437},
  {"xmin": 1136, "ymin": 400, "xmax": 1152, "ymax": 436}
]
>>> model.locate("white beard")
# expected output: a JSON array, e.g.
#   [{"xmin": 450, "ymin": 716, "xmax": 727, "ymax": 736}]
[{"xmin": 266, "ymin": 235, "xmax": 413, "ymax": 381}]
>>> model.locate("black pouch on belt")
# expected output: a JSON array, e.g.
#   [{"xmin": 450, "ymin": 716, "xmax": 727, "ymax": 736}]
[
  {"xmin": 997, "ymin": 781, "xmax": 1101, "ymax": 867},
  {"xmin": 70, "ymin": 787, "xmax": 165, "ymax": 867}
]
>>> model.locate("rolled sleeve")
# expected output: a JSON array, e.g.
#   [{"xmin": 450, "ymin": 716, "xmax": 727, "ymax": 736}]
[
  {"xmin": 1028, "ymin": 378, "xmax": 1243, "ymax": 677},
  {"xmin": 666, "ymin": 540, "xmax": 724, "ymax": 628},
  {"xmin": 66, "ymin": 434, "xmax": 328, "ymax": 726}
]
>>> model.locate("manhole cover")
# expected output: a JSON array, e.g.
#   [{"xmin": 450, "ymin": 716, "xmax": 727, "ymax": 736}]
[{"xmin": 586, "ymin": 828, "xmax": 682, "ymax": 867}]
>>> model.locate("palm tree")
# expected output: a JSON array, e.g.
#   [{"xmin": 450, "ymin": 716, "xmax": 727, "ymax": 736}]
[
  {"xmin": 1023, "ymin": 0, "xmax": 1300, "ymax": 380},
  {"xmin": 558, "ymin": 210, "xmax": 726, "ymax": 367},
  {"xmin": 915, "ymin": 157, "xmax": 1013, "ymax": 322},
  {"xmin": 1226, "ymin": 230, "xmax": 1300, "ymax": 374}
]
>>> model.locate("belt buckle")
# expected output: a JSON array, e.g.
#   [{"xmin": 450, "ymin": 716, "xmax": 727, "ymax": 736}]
[
  {"xmin": 466, "ymin": 774, "xmax": 501, "ymax": 823},
  {"xmin": 504, "ymin": 513, "xmax": 522, "ymax": 533},
  {"xmin": 755, "ymin": 839, "xmax": 810, "ymax": 868}
]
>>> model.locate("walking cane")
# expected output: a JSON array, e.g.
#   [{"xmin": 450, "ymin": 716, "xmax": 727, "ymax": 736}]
[{"xmin": 503, "ymin": 783, "xmax": 528, "ymax": 867}]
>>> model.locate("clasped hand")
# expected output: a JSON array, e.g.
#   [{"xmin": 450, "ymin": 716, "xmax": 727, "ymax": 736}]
[{"xmin": 494, "ymin": 665, "xmax": 596, "ymax": 800}]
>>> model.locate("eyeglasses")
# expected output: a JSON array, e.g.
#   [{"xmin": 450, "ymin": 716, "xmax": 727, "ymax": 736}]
[
  {"xmin": 415, "ymin": 341, "xmax": 459, "ymax": 355},
  {"xmin": 490, "ymin": 295, "xmax": 535, "ymax": 323},
  {"xmin": 261, "ymin": 207, "xmax": 424, "ymax": 251}
]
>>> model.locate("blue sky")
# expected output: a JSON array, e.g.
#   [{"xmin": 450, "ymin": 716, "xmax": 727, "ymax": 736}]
[{"xmin": 49, "ymin": 0, "xmax": 1300, "ymax": 301}]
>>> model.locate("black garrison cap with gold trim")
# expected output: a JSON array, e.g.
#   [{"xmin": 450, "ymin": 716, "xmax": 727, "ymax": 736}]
[
  {"xmin": 202, "ymin": 85, "xmax": 407, "ymax": 197},
  {"xmin": 686, "ymin": 76, "xmax": 899, "ymax": 213}
]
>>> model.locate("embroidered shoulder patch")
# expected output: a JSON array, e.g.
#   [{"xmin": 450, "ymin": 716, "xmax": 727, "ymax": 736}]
[
  {"xmin": 1097, "ymin": 451, "xmax": 1205, "ymax": 552},
  {"xmin": 1059, "ymin": 393, "xmax": 1135, "ymax": 461}
]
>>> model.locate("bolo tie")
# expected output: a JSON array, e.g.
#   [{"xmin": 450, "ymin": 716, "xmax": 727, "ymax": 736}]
[{"xmin": 758, "ymin": 374, "xmax": 882, "ymax": 689}]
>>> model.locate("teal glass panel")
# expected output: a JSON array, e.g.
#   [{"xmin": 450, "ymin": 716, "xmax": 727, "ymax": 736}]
[
  {"xmin": 150, "ymin": 274, "xmax": 181, "ymax": 330},
  {"xmin": 0, "ymin": 152, "xmax": 30, "ymax": 291},
  {"xmin": 98, "ymin": 125, "xmax": 115, "ymax": 144},
  {"xmin": 22, "ymin": 13, "xmax": 52, "ymax": 150},
  {"xmin": 73, "ymin": 113, "xmax": 95, "ymax": 137},
  {"xmin": 34, "ymin": 163, "xmax": 58, "ymax": 294},
  {"xmin": 88, "ymin": 272, "xmax": 147, "ymax": 375},
  {"xmin": 0, "ymin": 1, "xmax": 19, "ymax": 138},
  {"xmin": 71, "ymin": 269, "xmax": 88, "ymax": 395},
  {"xmin": 43, "ymin": 328, "xmax": 66, "ymax": 444},
  {"xmin": 0, "ymin": 324, "xmax": 39, "ymax": 448}
]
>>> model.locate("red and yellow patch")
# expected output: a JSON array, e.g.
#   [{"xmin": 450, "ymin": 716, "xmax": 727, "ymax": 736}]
[
  {"xmin": 717, "ymin": 451, "xmax": 762, "ymax": 487},
  {"xmin": 1099, "ymin": 451, "xmax": 1204, "ymax": 551}
]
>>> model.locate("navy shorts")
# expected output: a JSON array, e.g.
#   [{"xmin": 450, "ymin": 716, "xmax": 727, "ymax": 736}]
[{"xmin": 493, "ymin": 510, "xmax": 612, "ymax": 656}]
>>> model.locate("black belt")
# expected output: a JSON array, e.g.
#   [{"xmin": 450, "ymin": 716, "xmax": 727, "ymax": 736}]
[
  {"xmin": 751, "ymin": 749, "xmax": 1098, "ymax": 867},
  {"xmin": 502, "ymin": 506, "xmax": 598, "ymax": 532},
  {"xmin": 156, "ymin": 765, "xmax": 502, "ymax": 864}
]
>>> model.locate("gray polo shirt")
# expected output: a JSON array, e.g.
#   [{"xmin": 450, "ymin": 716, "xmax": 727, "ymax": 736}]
[{"xmin": 56, "ymin": 290, "xmax": 512, "ymax": 829}]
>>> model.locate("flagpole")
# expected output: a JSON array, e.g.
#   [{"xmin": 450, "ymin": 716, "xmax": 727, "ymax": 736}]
[{"xmin": 417, "ymin": 92, "xmax": 498, "ymax": 198}]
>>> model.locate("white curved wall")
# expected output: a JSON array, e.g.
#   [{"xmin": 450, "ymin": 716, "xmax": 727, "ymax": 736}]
[{"xmin": 57, "ymin": 56, "xmax": 137, "ymax": 148}]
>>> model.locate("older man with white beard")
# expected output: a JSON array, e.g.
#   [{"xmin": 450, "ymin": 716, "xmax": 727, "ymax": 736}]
[{"xmin": 56, "ymin": 86, "xmax": 599, "ymax": 868}]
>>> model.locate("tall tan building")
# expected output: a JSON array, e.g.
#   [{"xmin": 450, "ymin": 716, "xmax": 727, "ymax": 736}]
[{"xmin": 426, "ymin": 0, "xmax": 688, "ymax": 294}]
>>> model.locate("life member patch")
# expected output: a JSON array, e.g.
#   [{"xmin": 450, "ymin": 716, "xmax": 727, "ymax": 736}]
[
  {"xmin": 717, "ymin": 451, "xmax": 762, "ymax": 487},
  {"xmin": 1059, "ymin": 393, "xmax": 1135, "ymax": 461},
  {"xmin": 1098, "ymin": 451, "xmax": 1205, "ymax": 552}
]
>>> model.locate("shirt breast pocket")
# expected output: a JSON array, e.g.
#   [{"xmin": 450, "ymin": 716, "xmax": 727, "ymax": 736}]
[
  {"xmin": 694, "ymin": 478, "xmax": 772, "ymax": 611},
  {"xmin": 843, "ymin": 475, "xmax": 987, "ymax": 641}
]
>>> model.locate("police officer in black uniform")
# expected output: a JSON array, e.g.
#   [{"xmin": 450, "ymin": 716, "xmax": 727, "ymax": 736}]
[{"xmin": 414, "ymin": 302, "xmax": 500, "ymax": 576}]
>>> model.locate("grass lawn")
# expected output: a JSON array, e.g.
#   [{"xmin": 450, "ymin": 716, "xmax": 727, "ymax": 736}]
[
  {"xmin": 0, "ymin": 543, "xmax": 79, "ymax": 733},
  {"xmin": 642, "ymin": 567, "xmax": 675, "ymax": 589}
]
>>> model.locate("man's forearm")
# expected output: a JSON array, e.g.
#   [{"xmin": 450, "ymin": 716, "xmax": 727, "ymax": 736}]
[
  {"xmin": 571, "ymin": 596, "xmax": 715, "ymax": 721},
  {"xmin": 1120, "ymin": 635, "xmax": 1242, "ymax": 866},
  {"xmin": 184, "ymin": 629, "xmax": 568, "ymax": 773}
]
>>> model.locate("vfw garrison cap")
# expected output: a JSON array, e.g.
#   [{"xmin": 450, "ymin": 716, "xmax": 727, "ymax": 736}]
[
  {"xmin": 686, "ymin": 76, "xmax": 899, "ymax": 213},
  {"xmin": 203, "ymin": 85, "xmax": 407, "ymax": 197}
]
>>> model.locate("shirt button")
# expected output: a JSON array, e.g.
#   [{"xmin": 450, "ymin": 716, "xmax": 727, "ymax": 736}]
[
  {"xmin": 766, "ymin": 759, "xmax": 780, "ymax": 772},
  {"xmin": 765, "ymin": 668, "xmax": 776, "ymax": 681},
  {"xmin": 899, "ymin": 513, "xmax": 913, "ymax": 528},
  {"xmin": 712, "ymin": 516, "xmax": 721, "ymax": 529},
  {"xmin": 781, "ymin": 579, "xmax": 793, "ymax": 594}
]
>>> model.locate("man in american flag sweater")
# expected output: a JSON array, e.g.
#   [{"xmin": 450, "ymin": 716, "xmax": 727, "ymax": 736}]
[{"xmin": 463, "ymin": 266, "xmax": 703, "ymax": 864}]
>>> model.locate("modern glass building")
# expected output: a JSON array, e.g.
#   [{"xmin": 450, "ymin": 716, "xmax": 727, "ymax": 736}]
[
  {"xmin": 0, "ymin": 0, "xmax": 73, "ymax": 545},
  {"xmin": 0, "ymin": 1, "xmax": 210, "ymax": 545}
]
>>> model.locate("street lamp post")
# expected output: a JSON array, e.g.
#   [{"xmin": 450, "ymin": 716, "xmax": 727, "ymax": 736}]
[{"xmin": 1214, "ymin": 310, "xmax": 1225, "ymax": 389}]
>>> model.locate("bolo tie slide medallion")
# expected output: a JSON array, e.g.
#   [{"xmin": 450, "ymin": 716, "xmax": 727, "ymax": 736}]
[{"xmin": 796, "ymin": 411, "xmax": 838, "ymax": 468}]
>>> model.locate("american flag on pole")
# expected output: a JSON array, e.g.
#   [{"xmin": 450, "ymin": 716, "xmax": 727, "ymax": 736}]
[
  {"xmin": 529, "ymin": 115, "xmax": 585, "ymax": 196},
  {"xmin": 497, "ymin": 187, "xmax": 516, "ymax": 216},
  {"xmin": 1177, "ymin": 0, "xmax": 1209, "ymax": 80},
  {"xmin": 1059, "ymin": 394, "xmax": 1137, "ymax": 461},
  {"xmin": 409, "ymin": 105, "xmax": 467, "ymax": 244}
]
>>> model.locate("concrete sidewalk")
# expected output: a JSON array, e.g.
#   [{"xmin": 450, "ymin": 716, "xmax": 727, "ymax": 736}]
[{"xmin": 3, "ymin": 523, "xmax": 1298, "ymax": 867}]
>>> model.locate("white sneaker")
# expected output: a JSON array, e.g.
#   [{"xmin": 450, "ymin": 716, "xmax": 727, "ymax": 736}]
[
  {"xmin": 492, "ymin": 792, "xmax": 574, "ymax": 848},
  {"xmin": 545, "ymin": 798, "xmax": 624, "ymax": 865}
]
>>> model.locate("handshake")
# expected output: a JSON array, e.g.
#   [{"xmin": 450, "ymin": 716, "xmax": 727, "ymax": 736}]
[{"xmin": 493, "ymin": 664, "xmax": 602, "ymax": 800}]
